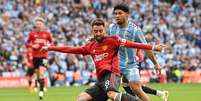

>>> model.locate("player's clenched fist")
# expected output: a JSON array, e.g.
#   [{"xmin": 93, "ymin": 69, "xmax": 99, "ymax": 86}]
[{"xmin": 40, "ymin": 46, "xmax": 49, "ymax": 52}]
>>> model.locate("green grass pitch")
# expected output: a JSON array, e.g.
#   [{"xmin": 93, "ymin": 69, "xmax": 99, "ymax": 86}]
[{"xmin": 0, "ymin": 83, "xmax": 200, "ymax": 101}]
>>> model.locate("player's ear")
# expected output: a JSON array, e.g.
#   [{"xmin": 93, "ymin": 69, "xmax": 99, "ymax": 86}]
[{"xmin": 125, "ymin": 13, "xmax": 129, "ymax": 18}]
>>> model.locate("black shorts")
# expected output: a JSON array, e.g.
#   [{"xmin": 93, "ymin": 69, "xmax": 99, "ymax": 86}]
[
  {"xmin": 32, "ymin": 57, "xmax": 47, "ymax": 69},
  {"xmin": 26, "ymin": 68, "xmax": 35, "ymax": 77},
  {"xmin": 26, "ymin": 57, "xmax": 47, "ymax": 76},
  {"xmin": 85, "ymin": 71, "xmax": 121, "ymax": 101}
]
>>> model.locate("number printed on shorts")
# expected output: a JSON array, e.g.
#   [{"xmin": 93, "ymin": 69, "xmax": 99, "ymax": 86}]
[
  {"xmin": 43, "ymin": 59, "xmax": 48, "ymax": 65},
  {"xmin": 105, "ymin": 80, "xmax": 110, "ymax": 90}
]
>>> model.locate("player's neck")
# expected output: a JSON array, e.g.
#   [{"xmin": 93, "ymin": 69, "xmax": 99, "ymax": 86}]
[
  {"xmin": 36, "ymin": 30, "xmax": 43, "ymax": 32},
  {"xmin": 35, "ymin": 28, "xmax": 45, "ymax": 32},
  {"xmin": 119, "ymin": 20, "xmax": 128, "ymax": 28}
]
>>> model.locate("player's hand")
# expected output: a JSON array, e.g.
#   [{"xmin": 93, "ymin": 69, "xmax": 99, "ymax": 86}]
[
  {"xmin": 40, "ymin": 46, "xmax": 49, "ymax": 52},
  {"xmin": 153, "ymin": 44, "xmax": 166, "ymax": 52},
  {"xmin": 32, "ymin": 44, "xmax": 40, "ymax": 49},
  {"xmin": 155, "ymin": 63, "xmax": 161, "ymax": 75}
]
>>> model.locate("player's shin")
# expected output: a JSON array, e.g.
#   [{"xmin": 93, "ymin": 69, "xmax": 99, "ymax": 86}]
[
  {"xmin": 122, "ymin": 76, "xmax": 136, "ymax": 96},
  {"xmin": 122, "ymin": 82, "xmax": 135, "ymax": 96},
  {"xmin": 39, "ymin": 78, "xmax": 45, "ymax": 91},
  {"xmin": 28, "ymin": 79, "xmax": 32, "ymax": 87},
  {"xmin": 115, "ymin": 93, "xmax": 141, "ymax": 101},
  {"xmin": 142, "ymin": 86, "xmax": 157, "ymax": 95}
]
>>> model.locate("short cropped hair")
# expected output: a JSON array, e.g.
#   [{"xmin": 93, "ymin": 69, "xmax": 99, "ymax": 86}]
[
  {"xmin": 113, "ymin": 4, "xmax": 129, "ymax": 13},
  {"xmin": 91, "ymin": 18, "xmax": 105, "ymax": 27}
]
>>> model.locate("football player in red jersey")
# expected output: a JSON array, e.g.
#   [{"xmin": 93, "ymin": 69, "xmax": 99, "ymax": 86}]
[
  {"xmin": 26, "ymin": 17, "xmax": 53, "ymax": 100},
  {"xmin": 41, "ymin": 18, "xmax": 165, "ymax": 101}
]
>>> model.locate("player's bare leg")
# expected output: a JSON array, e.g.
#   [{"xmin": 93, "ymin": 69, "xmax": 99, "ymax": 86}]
[
  {"xmin": 123, "ymin": 77, "xmax": 169, "ymax": 101},
  {"xmin": 107, "ymin": 91, "xmax": 141, "ymax": 101},
  {"xmin": 36, "ymin": 66, "xmax": 46, "ymax": 100},
  {"xmin": 28, "ymin": 75, "xmax": 34, "ymax": 92},
  {"xmin": 77, "ymin": 92, "xmax": 92, "ymax": 101},
  {"xmin": 28, "ymin": 74, "xmax": 38, "ymax": 92},
  {"xmin": 142, "ymin": 86, "xmax": 169, "ymax": 101},
  {"xmin": 129, "ymin": 81, "xmax": 150, "ymax": 101},
  {"xmin": 33, "ymin": 73, "xmax": 38, "ymax": 92}
]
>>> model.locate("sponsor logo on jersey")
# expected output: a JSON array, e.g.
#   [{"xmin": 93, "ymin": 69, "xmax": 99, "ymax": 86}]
[{"xmin": 94, "ymin": 53, "xmax": 109, "ymax": 62}]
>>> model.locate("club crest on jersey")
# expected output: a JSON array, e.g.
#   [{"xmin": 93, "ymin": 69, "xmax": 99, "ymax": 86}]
[
  {"xmin": 93, "ymin": 50, "xmax": 96, "ymax": 53},
  {"xmin": 43, "ymin": 34, "xmax": 47, "ymax": 38},
  {"xmin": 34, "ymin": 34, "xmax": 38, "ymax": 37},
  {"xmin": 102, "ymin": 45, "xmax": 108, "ymax": 51}
]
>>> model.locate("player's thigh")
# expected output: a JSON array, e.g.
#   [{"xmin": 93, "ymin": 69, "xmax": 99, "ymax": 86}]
[
  {"xmin": 122, "ymin": 67, "xmax": 140, "ymax": 82},
  {"xmin": 26, "ymin": 68, "xmax": 35, "ymax": 77},
  {"xmin": 32, "ymin": 58, "xmax": 41, "ymax": 68},
  {"xmin": 33, "ymin": 58, "xmax": 47, "ymax": 75},
  {"xmin": 32, "ymin": 58, "xmax": 47, "ymax": 68},
  {"xmin": 99, "ymin": 71, "xmax": 121, "ymax": 92},
  {"xmin": 85, "ymin": 84, "xmax": 108, "ymax": 101}
]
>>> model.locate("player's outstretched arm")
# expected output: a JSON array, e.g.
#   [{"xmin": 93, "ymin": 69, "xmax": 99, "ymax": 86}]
[
  {"xmin": 41, "ymin": 46, "xmax": 88, "ymax": 55},
  {"xmin": 121, "ymin": 39, "xmax": 166, "ymax": 52},
  {"xmin": 121, "ymin": 39, "xmax": 165, "ymax": 52}
]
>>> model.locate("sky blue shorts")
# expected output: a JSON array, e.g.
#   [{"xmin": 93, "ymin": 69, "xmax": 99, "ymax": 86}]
[{"xmin": 121, "ymin": 66, "xmax": 140, "ymax": 82}]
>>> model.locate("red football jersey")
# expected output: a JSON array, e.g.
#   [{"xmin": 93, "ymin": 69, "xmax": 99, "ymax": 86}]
[
  {"xmin": 26, "ymin": 31, "xmax": 53, "ymax": 58},
  {"xmin": 48, "ymin": 36, "xmax": 153, "ymax": 79}
]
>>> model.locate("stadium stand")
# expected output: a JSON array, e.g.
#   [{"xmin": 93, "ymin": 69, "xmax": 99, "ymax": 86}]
[{"xmin": 0, "ymin": 0, "xmax": 200, "ymax": 87}]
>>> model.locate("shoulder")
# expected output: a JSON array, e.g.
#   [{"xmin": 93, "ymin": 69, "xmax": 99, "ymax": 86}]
[
  {"xmin": 128, "ymin": 20, "xmax": 140, "ymax": 30},
  {"xmin": 28, "ymin": 32, "xmax": 36, "ymax": 37},
  {"xmin": 44, "ymin": 31, "xmax": 51, "ymax": 35},
  {"xmin": 29, "ymin": 31, "xmax": 35, "ymax": 35},
  {"xmin": 105, "ymin": 35, "xmax": 120, "ymax": 41},
  {"xmin": 84, "ymin": 40, "xmax": 95, "ymax": 47},
  {"xmin": 109, "ymin": 23, "xmax": 118, "ymax": 30}
]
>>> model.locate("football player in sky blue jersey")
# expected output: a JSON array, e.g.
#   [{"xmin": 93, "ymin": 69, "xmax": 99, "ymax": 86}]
[{"xmin": 108, "ymin": 4, "xmax": 168, "ymax": 101}]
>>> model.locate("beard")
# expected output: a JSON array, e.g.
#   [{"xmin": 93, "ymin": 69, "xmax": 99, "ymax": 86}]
[{"xmin": 95, "ymin": 36, "xmax": 105, "ymax": 43}]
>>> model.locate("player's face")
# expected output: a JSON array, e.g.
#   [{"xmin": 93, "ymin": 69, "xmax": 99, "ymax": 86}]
[
  {"xmin": 113, "ymin": 10, "xmax": 128, "ymax": 25},
  {"xmin": 35, "ymin": 20, "xmax": 45, "ymax": 32},
  {"xmin": 92, "ymin": 25, "xmax": 106, "ymax": 41}
]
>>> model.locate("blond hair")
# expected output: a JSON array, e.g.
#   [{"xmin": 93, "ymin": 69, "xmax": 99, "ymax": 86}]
[{"xmin": 35, "ymin": 17, "xmax": 45, "ymax": 23}]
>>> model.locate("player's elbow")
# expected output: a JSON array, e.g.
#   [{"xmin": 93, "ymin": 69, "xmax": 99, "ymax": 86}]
[{"xmin": 144, "ymin": 50, "xmax": 153, "ymax": 55}]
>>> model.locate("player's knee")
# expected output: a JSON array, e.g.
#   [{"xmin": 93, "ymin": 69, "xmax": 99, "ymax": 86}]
[
  {"xmin": 38, "ymin": 75, "xmax": 44, "ymax": 79},
  {"xmin": 77, "ymin": 92, "xmax": 91, "ymax": 101},
  {"xmin": 77, "ymin": 94, "xmax": 86, "ymax": 101},
  {"xmin": 77, "ymin": 98, "xmax": 87, "ymax": 101},
  {"xmin": 38, "ymin": 68, "xmax": 45, "ymax": 78},
  {"xmin": 107, "ymin": 91, "xmax": 116, "ymax": 98},
  {"xmin": 130, "ymin": 81, "xmax": 142, "ymax": 91}
]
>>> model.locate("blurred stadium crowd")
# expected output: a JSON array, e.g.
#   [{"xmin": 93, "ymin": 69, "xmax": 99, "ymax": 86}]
[{"xmin": 0, "ymin": 0, "xmax": 200, "ymax": 86}]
